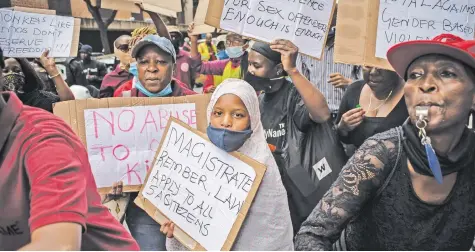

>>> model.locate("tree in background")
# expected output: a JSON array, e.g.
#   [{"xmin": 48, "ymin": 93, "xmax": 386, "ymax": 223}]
[{"xmin": 83, "ymin": 0, "xmax": 117, "ymax": 54}]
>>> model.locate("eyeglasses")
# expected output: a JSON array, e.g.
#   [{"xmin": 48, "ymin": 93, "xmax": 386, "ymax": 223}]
[{"xmin": 117, "ymin": 44, "xmax": 130, "ymax": 52}]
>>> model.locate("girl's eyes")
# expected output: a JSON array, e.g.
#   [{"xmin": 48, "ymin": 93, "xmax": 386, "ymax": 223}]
[
  {"xmin": 233, "ymin": 113, "xmax": 245, "ymax": 118},
  {"xmin": 212, "ymin": 111, "xmax": 246, "ymax": 118},
  {"xmin": 213, "ymin": 111, "xmax": 223, "ymax": 116}
]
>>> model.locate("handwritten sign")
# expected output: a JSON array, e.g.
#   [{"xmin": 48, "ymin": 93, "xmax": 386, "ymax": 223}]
[
  {"xmin": 211, "ymin": 0, "xmax": 335, "ymax": 59},
  {"xmin": 375, "ymin": 0, "xmax": 475, "ymax": 59},
  {"xmin": 84, "ymin": 104, "xmax": 197, "ymax": 189},
  {"xmin": 0, "ymin": 9, "xmax": 78, "ymax": 57},
  {"xmin": 138, "ymin": 118, "xmax": 266, "ymax": 251}
]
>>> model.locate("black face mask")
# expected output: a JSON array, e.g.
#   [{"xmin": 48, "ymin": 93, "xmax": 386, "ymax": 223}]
[{"xmin": 244, "ymin": 72, "xmax": 285, "ymax": 93}]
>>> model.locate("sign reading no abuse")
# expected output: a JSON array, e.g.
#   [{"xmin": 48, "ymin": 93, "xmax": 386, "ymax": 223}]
[
  {"xmin": 142, "ymin": 120, "xmax": 257, "ymax": 251},
  {"xmin": 0, "ymin": 9, "xmax": 75, "ymax": 57},
  {"xmin": 376, "ymin": 0, "xmax": 475, "ymax": 59},
  {"xmin": 219, "ymin": 0, "xmax": 335, "ymax": 59},
  {"xmin": 84, "ymin": 104, "xmax": 197, "ymax": 189}
]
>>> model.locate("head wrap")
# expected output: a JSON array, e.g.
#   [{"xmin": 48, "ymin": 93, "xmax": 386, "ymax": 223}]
[{"xmin": 251, "ymin": 41, "xmax": 281, "ymax": 64}]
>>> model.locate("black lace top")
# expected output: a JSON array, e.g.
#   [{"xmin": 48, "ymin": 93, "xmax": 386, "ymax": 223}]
[{"xmin": 295, "ymin": 128, "xmax": 475, "ymax": 250}]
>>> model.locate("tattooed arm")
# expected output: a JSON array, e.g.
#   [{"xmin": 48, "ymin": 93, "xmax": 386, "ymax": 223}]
[{"xmin": 294, "ymin": 136, "xmax": 399, "ymax": 250}]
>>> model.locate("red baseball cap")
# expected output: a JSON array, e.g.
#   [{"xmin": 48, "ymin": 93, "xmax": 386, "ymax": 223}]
[{"xmin": 387, "ymin": 34, "xmax": 475, "ymax": 79}]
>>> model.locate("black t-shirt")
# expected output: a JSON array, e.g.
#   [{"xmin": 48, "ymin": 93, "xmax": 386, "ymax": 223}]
[
  {"xmin": 18, "ymin": 90, "xmax": 60, "ymax": 113},
  {"xmin": 259, "ymin": 80, "xmax": 311, "ymax": 174},
  {"xmin": 336, "ymin": 80, "xmax": 409, "ymax": 147}
]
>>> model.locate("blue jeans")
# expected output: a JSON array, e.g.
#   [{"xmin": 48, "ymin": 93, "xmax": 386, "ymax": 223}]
[{"xmin": 126, "ymin": 193, "xmax": 167, "ymax": 251}]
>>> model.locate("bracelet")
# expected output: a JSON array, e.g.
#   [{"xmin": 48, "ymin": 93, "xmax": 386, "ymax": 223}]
[{"xmin": 49, "ymin": 73, "xmax": 61, "ymax": 79}]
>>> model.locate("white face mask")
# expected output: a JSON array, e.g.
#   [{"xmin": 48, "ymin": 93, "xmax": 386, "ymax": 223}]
[{"xmin": 225, "ymin": 46, "xmax": 245, "ymax": 59}]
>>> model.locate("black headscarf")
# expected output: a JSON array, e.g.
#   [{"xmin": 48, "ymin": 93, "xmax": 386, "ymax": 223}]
[{"xmin": 251, "ymin": 41, "xmax": 281, "ymax": 64}]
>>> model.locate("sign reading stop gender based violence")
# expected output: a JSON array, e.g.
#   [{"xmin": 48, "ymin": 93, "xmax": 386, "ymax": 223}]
[
  {"xmin": 0, "ymin": 9, "xmax": 76, "ymax": 57},
  {"xmin": 376, "ymin": 0, "xmax": 475, "ymax": 59}
]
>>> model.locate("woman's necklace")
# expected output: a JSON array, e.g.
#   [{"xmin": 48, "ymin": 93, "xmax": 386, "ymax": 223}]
[{"xmin": 367, "ymin": 90, "xmax": 393, "ymax": 112}]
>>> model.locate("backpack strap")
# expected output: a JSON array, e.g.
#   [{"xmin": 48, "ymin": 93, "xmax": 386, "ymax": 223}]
[{"xmin": 333, "ymin": 127, "xmax": 403, "ymax": 251}]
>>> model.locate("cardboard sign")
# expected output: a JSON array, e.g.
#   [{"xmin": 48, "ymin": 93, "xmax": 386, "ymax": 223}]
[
  {"xmin": 100, "ymin": 0, "xmax": 177, "ymax": 18},
  {"xmin": 135, "ymin": 118, "xmax": 266, "ymax": 251},
  {"xmin": 205, "ymin": 0, "xmax": 336, "ymax": 59},
  {"xmin": 0, "ymin": 9, "xmax": 80, "ymax": 58},
  {"xmin": 334, "ymin": 0, "xmax": 475, "ymax": 70},
  {"xmin": 192, "ymin": 0, "xmax": 216, "ymax": 35},
  {"xmin": 375, "ymin": 0, "xmax": 475, "ymax": 59},
  {"xmin": 53, "ymin": 95, "xmax": 211, "ymax": 193}
]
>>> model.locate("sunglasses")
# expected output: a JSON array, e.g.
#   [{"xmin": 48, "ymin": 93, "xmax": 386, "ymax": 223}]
[{"xmin": 117, "ymin": 44, "xmax": 130, "ymax": 52}]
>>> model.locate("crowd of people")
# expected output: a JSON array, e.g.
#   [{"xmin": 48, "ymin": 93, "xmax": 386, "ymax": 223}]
[{"xmin": 2, "ymin": 4, "xmax": 475, "ymax": 251}]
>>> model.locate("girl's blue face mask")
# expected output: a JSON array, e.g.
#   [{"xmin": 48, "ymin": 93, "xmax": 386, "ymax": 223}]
[{"xmin": 206, "ymin": 125, "xmax": 252, "ymax": 152}]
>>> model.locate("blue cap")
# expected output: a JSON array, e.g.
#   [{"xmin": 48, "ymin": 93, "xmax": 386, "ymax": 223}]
[{"xmin": 131, "ymin": 35, "xmax": 176, "ymax": 63}]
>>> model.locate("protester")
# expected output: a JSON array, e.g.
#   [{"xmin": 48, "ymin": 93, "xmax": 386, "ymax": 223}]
[
  {"xmin": 296, "ymin": 8, "xmax": 361, "ymax": 121},
  {"xmin": 3, "ymin": 50, "xmax": 74, "ymax": 112},
  {"xmin": 79, "ymin": 44, "xmax": 107, "ymax": 89},
  {"xmin": 245, "ymin": 40, "xmax": 332, "ymax": 232},
  {"xmin": 161, "ymin": 79, "xmax": 294, "ymax": 250},
  {"xmin": 111, "ymin": 34, "xmax": 195, "ymax": 250},
  {"xmin": 295, "ymin": 34, "xmax": 475, "ymax": 250},
  {"xmin": 188, "ymin": 23, "xmax": 249, "ymax": 84},
  {"xmin": 0, "ymin": 49, "xmax": 139, "ymax": 251},
  {"xmin": 100, "ymin": 35, "xmax": 133, "ymax": 97},
  {"xmin": 66, "ymin": 43, "xmax": 88, "ymax": 86},
  {"xmin": 216, "ymin": 35, "xmax": 229, "ymax": 60},
  {"xmin": 169, "ymin": 27, "xmax": 197, "ymax": 89},
  {"xmin": 336, "ymin": 66, "xmax": 407, "ymax": 155},
  {"xmin": 198, "ymin": 33, "xmax": 217, "ymax": 61}
]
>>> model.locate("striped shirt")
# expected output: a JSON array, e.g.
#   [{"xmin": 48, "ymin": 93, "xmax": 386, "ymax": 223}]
[{"xmin": 297, "ymin": 45, "xmax": 360, "ymax": 112}]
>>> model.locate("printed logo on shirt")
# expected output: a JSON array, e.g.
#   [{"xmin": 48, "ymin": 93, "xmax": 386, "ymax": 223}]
[
  {"xmin": 0, "ymin": 221, "xmax": 24, "ymax": 236},
  {"xmin": 265, "ymin": 123, "xmax": 286, "ymax": 139},
  {"xmin": 313, "ymin": 157, "xmax": 332, "ymax": 181},
  {"xmin": 181, "ymin": 62, "xmax": 190, "ymax": 72}
]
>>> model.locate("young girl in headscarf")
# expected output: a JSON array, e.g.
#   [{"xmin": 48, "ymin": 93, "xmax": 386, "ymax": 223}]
[{"xmin": 161, "ymin": 78, "xmax": 294, "ymax": 250}]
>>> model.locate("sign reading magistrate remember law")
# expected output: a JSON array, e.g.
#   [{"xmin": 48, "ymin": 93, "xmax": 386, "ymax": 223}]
[
  {"xmin": 218, "ymin": 0, "xmax": 335, "ymax": 59},
  {"xmin": 376, "ymin": 0, "xmax": 475, "ymax": 59},
  {"xmin": 0, "ymin": 9, "xmax": 76, "ymax": 57}
]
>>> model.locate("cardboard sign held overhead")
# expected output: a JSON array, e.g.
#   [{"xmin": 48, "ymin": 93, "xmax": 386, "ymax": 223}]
[
  {"xmin": 191, "ymin": 0, "xmax": 216, "ymax": 35},
  {"xmin": 0, "ymin": 9, "xmax": 80, "ymax": 58},
  {"xmin": 53, "ymin": 95, "xmax": 211, "ymax": 193},
  {"xmin": 135, "ymin": 118, "xmax": 266, "ymax": 251},
  {"xmin": 334, "ymin": 0, "xmax": 475, "ymax": 70},
  {"xmin": 141, "ymin": 0, "xmax": 182, "ymax": 13},
  {"xmin": 100, "ymin": 0, "xmax": 177, "ymax": 18},
  {"xmin": 205, "ymin": 0, "xmax": 336, "ymax": 59}
]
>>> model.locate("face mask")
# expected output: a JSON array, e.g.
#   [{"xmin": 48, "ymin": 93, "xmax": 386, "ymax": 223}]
[
  {"xmin": 207, "ymin": 125, "xmax": 253, "ymax": 152},
  {"xmin": 3, "ymin": 72, "xmax": 25, "ymax": 94},
  {"xmin": 171, "ymin": 39, "xmax": 181, "ymax": 52},
  {"xmin": 244, "ymin": 72, "xmax": 285, "ymax": 93},
  {"xmin": 225, "ymin": 46, "xmax": 245, "ymax": 59},
  {"xmin": 129, "ymin": 62, "xmax": 138, "ymax": 77},
  {"xmin": 114, "ymin": 45, "xmax": 132, "ymax": 70},
  {"xmin": 134, "ymin": 77, "xmax": 173, "ymax": 97}
]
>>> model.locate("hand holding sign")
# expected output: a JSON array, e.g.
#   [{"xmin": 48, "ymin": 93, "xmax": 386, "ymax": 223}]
[
  {"xmin": 329, "ymin": 73, "xmax": 352, "ymax": 89},
  {"xmin": 39, "ymin": 49, "xmax": 59, "ymax": 77},
  {"xmin": 187, "ymin": 22, "xmax": 198, "ymax": 42},
  {"xmin": 270, "ymin": 39, "xmax": 298, "ymax": 73},
  {"xmin": 160, "ymin": 221, "xmax": 175, "ymax": 238}
]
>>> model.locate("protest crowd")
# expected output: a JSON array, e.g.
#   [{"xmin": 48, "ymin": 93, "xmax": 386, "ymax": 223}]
[{"xmin": 3, "ymin": 0, "xmax": 475, "ymax": 251}]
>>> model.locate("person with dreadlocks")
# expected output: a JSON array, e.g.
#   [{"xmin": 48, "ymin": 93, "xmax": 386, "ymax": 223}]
[{"xmin": 2, "ymin": 50, "xmax": 75, "ymax": 112}]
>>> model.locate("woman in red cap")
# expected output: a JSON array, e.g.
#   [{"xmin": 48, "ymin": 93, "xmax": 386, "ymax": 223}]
[{"xmin": 295, "ymin": 34, "xmax": 475, "ymax": 250}]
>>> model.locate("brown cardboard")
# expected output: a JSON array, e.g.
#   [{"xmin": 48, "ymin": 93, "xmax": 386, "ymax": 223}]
[
  {"xmin": 134, "ymin": 117, "xmax": 267, "ymax": 251},
  {"xmin": 7, "ymin": 6, "xmax": 56, "ymax": 15},
  {"xmin": 204, "ymin": 0, "xmax": 335, "ymax": 60},
  {"xmin": 141, "ymin": 0, "xmax": 182, "ymax": 13},
  {"xmin": 11, "ymin": 0, "xmax": 48, "ymax": 9},
  {"xmin": 192, "ymin": 0, "xmax": 216, "ymax": 35},
  {"xmin": 53, "ymin": 94, "xmax": 212, "ymax": 193},
  {"xmin": 102, "ymin": 0, "xmax": 141, "ymax": 14},
  {"xmin": 334, "ymin": 0, "xmax": 393, "ymax": 70}
]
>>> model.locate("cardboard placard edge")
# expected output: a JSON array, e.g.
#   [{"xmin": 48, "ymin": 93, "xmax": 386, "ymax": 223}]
[{"xmin": 134, "ymin": 117, "xmax": 267, "ymax": 251}]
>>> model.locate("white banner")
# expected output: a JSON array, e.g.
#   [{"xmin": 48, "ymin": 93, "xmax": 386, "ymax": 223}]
[
  {"xmin": 142, "ymin": 120, "xmax": 256, "ymax": 251},
  {"xmin": 84, "ymin": 104, "xmax": 197, "ymax": 188},
  {"xmin": 219, "ymin": 0, "xmax": 335, "ymax": 59},
  {"xmin": 0, "ymin": 9, "xmax": 75, "ymax": 58},
  {"xmin": 375, "ymin": 0, "xmax": 475, "ymax": 59}
]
